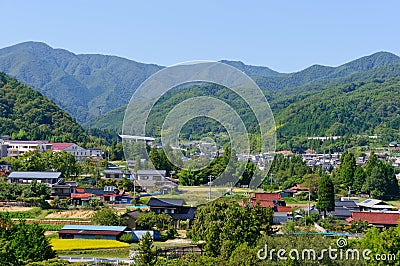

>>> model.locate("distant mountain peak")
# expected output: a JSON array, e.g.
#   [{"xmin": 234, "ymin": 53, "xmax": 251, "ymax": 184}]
[{"xmin": 219, "ymin": 59, "xmax": 282, "ymax": 77}]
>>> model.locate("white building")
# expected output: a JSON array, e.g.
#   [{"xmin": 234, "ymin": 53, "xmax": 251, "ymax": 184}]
[
  {"xmin": 136, "ymin": 170, "xmax": 167, "ymax": 181},
  {"xmin": 50, "ymin": 143, "xmax": 90, "ymax": 161},
  {"xmin": 4, "ymin": 140, "xmax": 51, "ymax": 157}
]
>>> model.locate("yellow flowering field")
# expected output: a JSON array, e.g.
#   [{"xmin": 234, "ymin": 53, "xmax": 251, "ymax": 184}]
[{"xmin": 51, "ymin": 239, "xmax": 130, "ymax": 251}]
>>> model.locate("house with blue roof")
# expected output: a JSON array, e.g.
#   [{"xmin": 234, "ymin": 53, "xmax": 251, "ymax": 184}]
[{"xmin": 58, "ymin": 225, "xmax": 128, "ymax": 240}]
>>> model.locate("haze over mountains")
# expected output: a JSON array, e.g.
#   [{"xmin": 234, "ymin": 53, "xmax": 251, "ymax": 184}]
[{"xmin": 1, "ymin": 41, "xmax": 400, "ymax": 140}]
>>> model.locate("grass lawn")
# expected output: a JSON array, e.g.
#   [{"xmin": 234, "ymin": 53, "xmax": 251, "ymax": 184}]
[
  {"xmin": 156, "ymin": 186, "xmax": 253, "ymax": 206},
  {"xmin": 51, "ymin": 239, "xmax": 130, "ymax": 251},
  {"xmin": 56, "ymin": 247, "xmax": 131, "ymax": 258}
]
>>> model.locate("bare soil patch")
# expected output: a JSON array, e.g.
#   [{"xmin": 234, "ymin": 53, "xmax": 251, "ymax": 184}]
[{"xmin": 45, "ymin": 210, "xmax": 94, "ymax": 219}]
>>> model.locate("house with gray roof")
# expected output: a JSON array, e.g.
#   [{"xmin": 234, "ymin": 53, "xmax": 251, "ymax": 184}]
[
  {"xmin": 136, "ymin": 170, "xmax": 167, "ymax": 181},
  {"xmin": 8, "ymin": 171, "xmax": 62, "ymax": 185},
  {"xmin": 147, "ymin": 197, "xmax": 196, "ymax": 228},
  {"xmin": 357, "ymin": 199, "xmax": 396, "ymax": 211}
]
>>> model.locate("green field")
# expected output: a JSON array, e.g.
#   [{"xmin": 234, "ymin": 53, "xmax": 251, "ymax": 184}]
[
  {"xmin": 156, "ymin": 186, "xmax": 253, "ymax": 206},
  {"xmin": 56, "ymin": 247, "xmax": 132, "ymax": 258}
]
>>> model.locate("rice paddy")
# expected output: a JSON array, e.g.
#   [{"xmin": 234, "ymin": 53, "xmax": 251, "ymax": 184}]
[{"xmin": 51, "ymin": 239, "xmax": 130, "ymax": 251}]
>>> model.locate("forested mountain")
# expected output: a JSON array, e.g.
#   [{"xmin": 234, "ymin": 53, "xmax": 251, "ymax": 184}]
[
  {"xmin": 0, "ymin": 72, "xmax": 87, "ymax": 142},
  {"xmin": 2, "ymin": 42, "xmax": 400, "ymax": 147},
  {"xmin": 276, "ymin": 77, "xmax": 400, "ymax": 138},
  {"xmin": 2, "ymin": 42, "xmax": 400, "ymax": 126},
  {"xmin": 86, "ymin": 63, "xmax": 400, "ymax": 142},
  {"xmin": 0, "ymin": 42, "xmax": 163, "ymax": 123}
]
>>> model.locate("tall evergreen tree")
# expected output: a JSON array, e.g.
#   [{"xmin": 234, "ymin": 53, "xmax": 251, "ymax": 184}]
[
  {"xmin": 339, "ymin": 151, "xmax": 356, "ymax": 187},
  {"xmin": 352, "ymin": 165, "xmax": 366, "ymax": 193},
  {"xmin": 316, "ymin": 175, "xmax": 335, "ymax": 217}
]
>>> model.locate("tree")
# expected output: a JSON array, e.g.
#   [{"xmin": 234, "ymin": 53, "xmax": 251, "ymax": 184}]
[
  {"xmin": 22, "ymin": 180, "xmax": 50, "ymax": 199},
  {"xmin": 136, "ymin": 232, "xmax": 157, "ymax": 266},
  {"xmin": 339, "ymin": 151, "xmax": 355, "ymax": 187},
  {"xmin": 149, "ymin": 147, "xmax": 162, "ymax": 170},
  {"xmin": 362, "ymin": 153, "xmax": 399, "ymax": 199},
  {"xmin": 5, "ymin": 150, "xmax": 78, "ymax": 178},
  {"xmin": 188, "ymin": 199, "xmax": 274, "ymax": 257},
  {"xmin": 91, "ymin": 208, "xmax": 124, "ymax": 226},
  {"xmin": 316, "ymin": 175, "xmax": 335, "ymax": 217},
  {"xmin": 301, "ymin": 173, "xmax": 320, "ymax": 200},
  {"xmin": 0, "ymin": 239, "xmax": 18, "ymax": 265},
  {"xmin": 136, "ymin": 212, "xmax": 171, "ymax": 230},
  {"xmin": 7, "ymin": 221, "xmax": 55, "ymax": 263},
  {"xmin": 240, "ymin": 160, "xmax": 256, "ymax": 186},
  {"xmin": 352, "ymin": 165, "xmax": 366, "ymax": 193},
  {"xmin": 52, "ymin": 151, "xmax": 78, "ymax": 179},
  {"xmin": 361, "ymin": 223, "xmax": 400, "ymax": 265}
]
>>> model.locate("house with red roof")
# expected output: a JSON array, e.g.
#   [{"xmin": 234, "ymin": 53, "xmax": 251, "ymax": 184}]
[
  {"xmin": 71, "ymin": 186, "xmax": 126, "ymax": 206},
  {"xmin": 58, "ymin": 225, "xmax": 127, "ymax": 240},
  {"xmin": 347, "ymin": 211, "xmax": 400, "ymax": 229},
  {"xmin": 245, "ymin": 192, "xmax": 292, "ymax": 213},
  {"xmin": 244, "ymin": 193, "xmax": 293, "ymax": 225},
  {"xmin": 50, "ymin": 142, "xmax": 90, "ymax": 161}
]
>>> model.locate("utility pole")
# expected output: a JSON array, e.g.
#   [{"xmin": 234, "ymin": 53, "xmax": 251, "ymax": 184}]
[
  {"xmin": 208, "ymin": 175, "xmax": 213, "ymax": 201},
  {"xmin": 133, "ymin": 170, "xmax": 136, "ymax": 203},
  {"xmin": 270, "ymin": 173, "xmax": 274, "ymax": 190}
]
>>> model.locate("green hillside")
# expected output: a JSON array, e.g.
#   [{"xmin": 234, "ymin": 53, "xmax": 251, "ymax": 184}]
[
  {"xmin": 3, "ymin": 42, "xmax": 400, "ymax": 126},
  {"xmin": 86, "ymin": 63, "xmax": 400, "ymax": 144},
  {"xmin": 0, "ymin": 72, "xmax": 88, "ymax": 142},
  {"xmin": 2, "ymin": 42, "xmax": 400, "ymax": 149},
  {"xmin": 276, "ymin": 78, "xmax": 400, "ymax": 138},
  {"xmin": 0, "ymin": 42, "xmax": 163, "ymax": 123}
]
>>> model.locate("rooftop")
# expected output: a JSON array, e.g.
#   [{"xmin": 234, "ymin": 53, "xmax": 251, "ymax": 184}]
[
  {"xmin": 5, "ymin": 140, "xmax": 47, "ymax": 145},
  {"xmin": 58, "ymin": 229, "xmax": 122, "ymax": 236},
  {"xmin": 352, "ymin": 211, "xmax": 400, "ymax": 225},
  {"xmin": 119, "ymin": 135, "xmax": 155, "ymax": 141},
  {"xmin": 8, "ymin": 171, "xmax": 62, "ymax": 179},
  {"xmin": 148, "ymin": 197, "xmax": 185, "ymax": 208},
  {"xmin": 61, "ymin": 225, "xmax": 127, "ymax": 232},
  {"xmin": 50, "ymin": 143, "xmax": 75, "ymax": 150},
  {"xmin": 104, "ymin": 170, "xmax": 124, "ymax": 174},
  {"xmin": 253, "ymin": 192, "xmax": 283, "ymax": 201},
  {"xmin": 170, "ymin": 207, "xmax": 197, "ymax": 220},
  {"xmin": 357, "ymin": 199, "xmax": 396, "ymax": 209},
  {"xmin": 137, "ymin": 170, "xmax": 167, "ymax": 176}
]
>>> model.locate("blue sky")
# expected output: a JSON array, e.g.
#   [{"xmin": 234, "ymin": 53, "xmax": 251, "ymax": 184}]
[{"xmin": 2, "ymin": 1, "xmax": 400, "ymax": 72}]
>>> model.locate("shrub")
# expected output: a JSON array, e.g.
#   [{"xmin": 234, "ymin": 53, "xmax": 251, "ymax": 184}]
[
  {"xmin": 166, "ymin": 225, "xmax": 178, "ymax": 239},
  {"xmin": 120, "ymin": 233, "xmax": 134, "ymax": 243}
]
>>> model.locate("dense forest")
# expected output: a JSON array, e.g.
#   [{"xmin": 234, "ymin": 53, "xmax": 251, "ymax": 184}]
[{"xmin": 0, "ymin": 72, "xmax": 88, "ymax": 142}]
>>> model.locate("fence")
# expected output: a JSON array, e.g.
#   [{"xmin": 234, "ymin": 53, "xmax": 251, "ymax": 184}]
[{"xmin": 157, "ymin": 245, "xmax": 204, "ymax": 258}]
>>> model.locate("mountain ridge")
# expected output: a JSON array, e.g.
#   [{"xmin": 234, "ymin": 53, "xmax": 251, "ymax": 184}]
[{"xmin": 1, "ymin": 42, "xmax": 400, "ymax": 126}]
